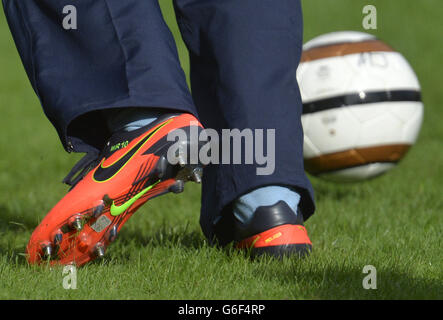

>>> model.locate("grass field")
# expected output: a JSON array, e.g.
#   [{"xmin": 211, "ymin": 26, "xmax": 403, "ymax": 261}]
[{"xmin": 0, "ymin": 0, "xmax": 441, "ymax": 300}]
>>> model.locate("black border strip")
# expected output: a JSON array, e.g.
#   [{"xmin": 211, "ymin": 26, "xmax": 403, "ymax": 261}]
[
  {"xmin": 303, "ymin": 38, "xmax": 380, "ymax": 51},
  {"xmin": 302, "ymin": 90, "xmax": 421, "ymax": 115},
  {"xmin": 308, "ymin": 160, "xmax": 399, "ymax": 176}
]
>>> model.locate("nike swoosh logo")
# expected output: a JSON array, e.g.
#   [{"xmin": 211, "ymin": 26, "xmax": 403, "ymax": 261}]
[
  {"xmin": 110, "ymin": 181, "xmax": 160, "ymax": 216},
  {"xmin": 93, "ymin": 120, "xmax": 171, "ymax": 183}
]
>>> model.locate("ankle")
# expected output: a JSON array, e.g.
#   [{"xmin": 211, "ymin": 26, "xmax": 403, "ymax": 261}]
[
  {"xmin": 233, "ymin": 185, "xmax": 301, "ymax": 225},
  {"xmin": 104, "ymin": 107, "xmax": 163, "ymax": 133}
]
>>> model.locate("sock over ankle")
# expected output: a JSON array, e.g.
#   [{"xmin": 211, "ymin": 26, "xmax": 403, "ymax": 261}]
[
  {"xmin": 233, "ymin": 186, "xmax": 301, "ymax": 224},
  {"xmin": 105, "ymin": 108, "xmax": 163, "ymax": 133}
]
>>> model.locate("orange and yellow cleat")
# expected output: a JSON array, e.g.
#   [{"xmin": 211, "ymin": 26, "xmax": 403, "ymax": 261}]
[
  {"xmin": 235, "ymin": 201, "xmax": 312, "ymax": 258},
  {"xmin": 27, "ymin": 113, "xmax": 204, "ymax": 266}
]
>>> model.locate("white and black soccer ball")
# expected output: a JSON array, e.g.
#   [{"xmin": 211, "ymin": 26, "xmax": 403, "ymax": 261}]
[{"xmin": 297, "ymin": 31, "xmax": 424, "ymax": 182}]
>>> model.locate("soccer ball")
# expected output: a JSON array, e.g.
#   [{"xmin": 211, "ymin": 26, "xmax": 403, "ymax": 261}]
[{"xmin": 297, "ymin": 31, "xmax": 424, "ymax": 182}]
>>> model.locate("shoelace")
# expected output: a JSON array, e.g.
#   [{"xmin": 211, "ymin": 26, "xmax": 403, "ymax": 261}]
[
  {"xmin": 61, "ymin": 115, "xmax": 175, "ymax": 190},
  {"xmin": 62, "ymin": 150, "xmax": 100, "ymax": 189}
]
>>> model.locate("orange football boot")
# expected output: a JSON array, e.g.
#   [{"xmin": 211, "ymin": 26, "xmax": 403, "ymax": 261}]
[
  {"xmin": 235, "ymin": 201, "xmax": 312, "ymax": 258},
  {"xmin": 27, "ymin": 113, "xmax": 204, "ymax": 266}
]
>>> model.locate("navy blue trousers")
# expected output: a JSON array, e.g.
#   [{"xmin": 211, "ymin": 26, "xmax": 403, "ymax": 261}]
[{"xmin": 3, "ymin": 0, "xmax": 315, "ymax": 244}]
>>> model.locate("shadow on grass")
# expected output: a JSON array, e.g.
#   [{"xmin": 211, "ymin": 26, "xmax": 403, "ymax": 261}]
[
  {"xmin": 312, "ymin": 181, "xmax": 363, "ymax": 202},
  {"xmin": 0, "ymin": 204, "xmax": 37, "ymax": 265},
  {"xmin": 1, "ymin": 207, "xmax": 441, "ymax": 300},
  {"xmin": 103, "ymin": 223, "xmax": 443, "ymax": 299},
  {"xmin": 117, "ymin": 221, "xmax": 208, "ymax": 250},
  {"xmin": 253, "ymin": 260, "xmax": 443, "ymax": 299},
  {"xmin": 85, "ymin": 222, "xmax": 212, "ymax": 265},
  {"xmin": 0, "ymin": 204, "xmax": 40, "ymax": 231},
  {"xmin": 2, "ymin": 203, "xmax": 440, "ymax": 300}
]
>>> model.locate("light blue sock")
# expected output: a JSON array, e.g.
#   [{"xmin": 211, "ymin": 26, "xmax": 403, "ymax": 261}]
[
  {"xmin": 106, "ymin": 108, "xmax": 162, "ymax": 133},
  {"xmin": 233, "ymin": 186, "xmax": 301, "ymax": 224}
]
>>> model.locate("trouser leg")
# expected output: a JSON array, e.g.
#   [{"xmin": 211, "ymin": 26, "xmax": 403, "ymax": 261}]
[
  {"xmin": 174, "ymin": 0, "xmax": 315, "ymax": 244},
  {"xmin": 3, "ymin": 0, "xmax": 197, "ymax": 153}
]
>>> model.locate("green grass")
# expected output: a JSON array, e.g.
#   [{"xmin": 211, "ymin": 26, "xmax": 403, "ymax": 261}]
[{"xmin": 0, "ymin": 0, "xmax": 441, "ymax": 299}]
